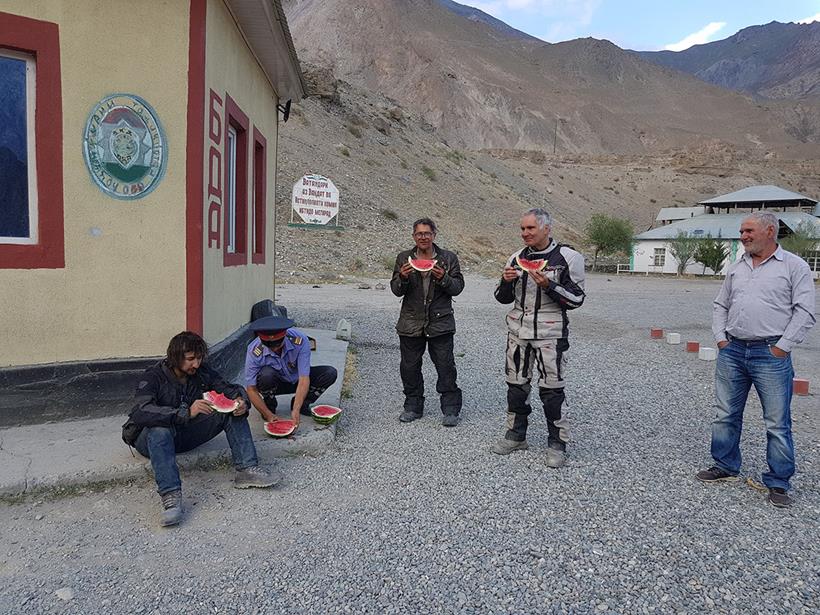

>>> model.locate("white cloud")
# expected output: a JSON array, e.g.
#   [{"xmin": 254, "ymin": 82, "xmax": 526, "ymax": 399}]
[
  {"xmin": 460, "ymin": 0, "xmax": 600, "ymax": 27},
  {"xmin": 664, "ymin": 22, "xmax": 726, "ymax": 52},
  {"xmin": 796, "ymin": 13, "xmax": 820, "ymax": 24}
]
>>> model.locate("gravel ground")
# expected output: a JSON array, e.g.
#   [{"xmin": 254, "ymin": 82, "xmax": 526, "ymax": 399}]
[{"xmin": 2, "ymin": 273, "xmax": 818, "ymax": 614}]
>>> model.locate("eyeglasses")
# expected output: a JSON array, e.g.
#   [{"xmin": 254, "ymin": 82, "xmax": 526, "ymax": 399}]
[{"xmin": 413, "ymin": 232, "xmax": 434, "ymax": 238}]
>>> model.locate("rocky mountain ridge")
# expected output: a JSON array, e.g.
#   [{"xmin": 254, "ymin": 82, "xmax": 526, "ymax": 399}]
[
  {"xmin": 283, "ymin": 0, "xmax": 819, "ymax": 154},
  {"xmin": 637, "ymin": 21, "xmax": 820, "ymax": 100}
]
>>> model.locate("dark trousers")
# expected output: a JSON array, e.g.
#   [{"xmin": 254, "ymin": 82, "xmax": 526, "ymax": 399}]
[
  {"xmin": 134, "ymin": 412, "xmax": 258, "ymax": 495},
  {"xmin": 256, "ymin": 365, "xmax": 338, "ymax": 414},
  {"xmin": 399, "ymin": 333, "xmax": 462, "ymax": 416},
  {"xmin": 505, "ymin": 384, "xmax": 568, "ymax": 450}
]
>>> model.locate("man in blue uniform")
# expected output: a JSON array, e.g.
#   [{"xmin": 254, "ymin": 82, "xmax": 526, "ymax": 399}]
[{"xmin": 244, "ymin": 316, "xmax": 338, "ymax": 427}]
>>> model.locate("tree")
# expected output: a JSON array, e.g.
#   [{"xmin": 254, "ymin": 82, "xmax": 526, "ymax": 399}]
[
  {"xmin": 694, "ymin": 234, "xmax": 729, "ymax": 275},
  {"xmin": 780, "ymin": 221, "xmax": 819, "ymax": 260},
  {"xmin": 666, "ymin": 230, "xmax": 699, "ymax": 275},
  {"xmin": 584, "ymin": 213, "xmax": 633, "ymax": 270}
]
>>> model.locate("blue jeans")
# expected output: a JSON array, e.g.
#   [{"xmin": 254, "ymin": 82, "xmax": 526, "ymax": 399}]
[
  {"xmin": 711, "ymin": 339, "xmax": 795, "ymax": 490},
  {"xmin": 134, "ymin": 412, "xmax": 258, "ymax": 495}
]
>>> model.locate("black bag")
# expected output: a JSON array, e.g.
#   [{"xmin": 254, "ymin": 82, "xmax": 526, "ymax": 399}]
[{"xmin": 121, "ymin": 416, "xmax": 142, "ymax": 447}]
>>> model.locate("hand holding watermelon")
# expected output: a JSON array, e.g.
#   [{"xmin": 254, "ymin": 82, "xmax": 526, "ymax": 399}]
[
  {"xmin": 502, "ymin": 266, "xmax": 520, "ymax": 282},
  {"xmin": 398, "ymin": 261, "xmax": 415, "ymax": 279},
  {"xmin": 190, "ymin": 399, "xmax": 214, "ymax": 417},
  {"xmin": 430, "ymin": 263, "xmax": 446, "ymax": 280}
]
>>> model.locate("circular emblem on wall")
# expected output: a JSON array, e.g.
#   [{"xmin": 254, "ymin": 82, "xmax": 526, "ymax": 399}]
[{"xmin": 82, "ymin": 94, "xmax": 167, "ymax": 200}]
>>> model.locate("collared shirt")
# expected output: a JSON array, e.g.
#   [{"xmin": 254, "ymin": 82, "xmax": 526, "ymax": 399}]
[
  {"xmin": 244, "ymin": 327, "xmax": 311, "ymax": 386},
  {"xmin": 415, "ymin": 247, "xmax": 437, "ymax": 300},
  {"xmin": 712, "ymin": 245, "xmax": 816, "ymax": 352}
]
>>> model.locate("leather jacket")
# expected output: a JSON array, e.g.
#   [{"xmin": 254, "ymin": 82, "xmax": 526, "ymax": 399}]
[{"xmin": 390, "ymin": 244, "xmax": 464, "ymax": 337}]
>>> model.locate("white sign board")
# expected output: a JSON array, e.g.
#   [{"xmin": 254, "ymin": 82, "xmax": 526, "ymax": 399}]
[{"xmin": 291, "ymin": 174, "xmax": 340, "ymax": 225}]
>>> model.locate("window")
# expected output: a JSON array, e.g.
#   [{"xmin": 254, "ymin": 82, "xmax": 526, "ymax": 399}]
[
  {"xmin": 653, "ymin": 247, "xmax": 666, "ymax": 267},
  {"xmin": 223, "ymin": 95, "xmax": 248, "ymax": 266},
  {"xmin": 251, "ymin": 128, "xmax": 267, "ymax": 264},
  {"xmin": 803, "ymin": 250, "xmax": 820, "ymax": 272},
  {"xmin": 0, "ymin": 13, "xmax": 63, "ymax": 269},
  {"xmin": 225, "ymin": 126, "xmax": 237, "ymax": 253},
  {"xmin": 0, "ymin": 52, "xmax": 35, "ymax": 244}
]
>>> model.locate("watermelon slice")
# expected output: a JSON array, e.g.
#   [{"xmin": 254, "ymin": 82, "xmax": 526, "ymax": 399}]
[
  {"xmin": 311, "ymin": 405, "xmax": 342, "ymax": 425},
  {"xmin": 263, "ymin": 419, "xmax": 297, "ymax": 438},
  {"xmin": 408, "ymin": 257, "xmax": 437, "ymax": 272},
  {"xmin": 203, "ymin": 391, "xmax": 239, "ymax": 413},
  {"xmin": 515, "ymin": 255, "xmax": 547, "ymax": 273}
]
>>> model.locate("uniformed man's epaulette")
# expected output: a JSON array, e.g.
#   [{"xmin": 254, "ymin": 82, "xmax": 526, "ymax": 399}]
[
  {"xmin": 288, "ymin": 335, "xmax": 302, "ymax": 345},
  {"xmin": 252, "ymin": 345, "xmax": 263, "ymax": 357}
]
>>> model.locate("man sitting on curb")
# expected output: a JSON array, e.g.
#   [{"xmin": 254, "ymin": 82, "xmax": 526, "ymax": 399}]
[
  {"xmin": 244, "ymin": 315, "xmax": 338, "ymax": 428},
  {"xmin": 122, "ymin": 331, "xmax": 278, "ymax": 527}
]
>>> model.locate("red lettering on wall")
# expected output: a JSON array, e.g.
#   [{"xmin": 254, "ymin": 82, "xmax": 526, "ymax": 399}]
[
  {"xmin": 208, "ymin": 146, "xmax": 222, "ymax": 199},
  {"xmin": 209, "ymin": 90, "xmax": 223, "ymax": 143},
  {"xmin": 207, "ymin": 89, "xmax": 224, "ymax": 249}
]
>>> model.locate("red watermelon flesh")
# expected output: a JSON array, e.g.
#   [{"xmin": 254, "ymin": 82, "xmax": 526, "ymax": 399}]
[
  {"xmin": 515, "ymin": 256, "xmax": 547, "ymax": 272},
  {"xmin": 263, "ymin": 420, "xmax": 297, "ymax": 437},
  {"xmin": 203, "ymin": 391, "xmax": 239, "ymax": 413},
  {"xmin": 311, "ymin": 405, "xmax": 342, "ymax": 419},
  {"xmin": 408, "ymin": 257, "xmax": 436, "ymax": 272}
]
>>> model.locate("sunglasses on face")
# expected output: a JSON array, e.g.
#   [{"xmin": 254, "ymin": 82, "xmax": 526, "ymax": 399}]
[{"xmin": 414, "ymin": 232, "xmax": 434, "ymax": 238}]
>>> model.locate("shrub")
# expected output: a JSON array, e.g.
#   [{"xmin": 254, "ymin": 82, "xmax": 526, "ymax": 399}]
[{"xmin": 584, "ymin": 213, "xmax": 633, "ymax": 270}]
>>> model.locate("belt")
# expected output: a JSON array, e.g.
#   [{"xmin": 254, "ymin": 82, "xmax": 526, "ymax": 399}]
[{"xmin": 726, "ymin": 333, "xmax": 781, "ymax": 346}]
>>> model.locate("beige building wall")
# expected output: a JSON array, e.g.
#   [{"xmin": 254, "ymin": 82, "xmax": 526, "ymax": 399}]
[
  {"xmin": 202, "ymin": 0, "xmax": 279, "ymax": 344},
  {"xmin": 0, "ymin": 1, "xmax": 190, "ymax": 366}
]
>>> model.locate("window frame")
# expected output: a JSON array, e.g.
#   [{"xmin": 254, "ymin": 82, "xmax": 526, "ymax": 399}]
[
  {"xmin": 251, "ymin": 128, "xmax": 267, "ymax": 264},
  {"xmin": 653, "ymin": 247, "xmax": 666, "ymax": 267},
  {"xmin": 222, "ymin": 95, "xmax": 248, "ymax": 267},
  {"xmin": 0, "ymin": 12, "xmax": 64, "ymax": 269},
  {"xmin": 802, "ymin": 250, "xmax": 819, "ymax": 272}
]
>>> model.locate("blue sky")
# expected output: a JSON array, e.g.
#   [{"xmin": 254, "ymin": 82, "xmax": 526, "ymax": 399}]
[{"xmin": 458, "ymin": 0, "xmax": 820, "ymax": 50}]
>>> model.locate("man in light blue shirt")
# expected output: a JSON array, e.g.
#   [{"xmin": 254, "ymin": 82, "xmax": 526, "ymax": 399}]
[
  {"xmin": 244, "ymin": 316, "xmax": 337, "ymax": 429},
  {"xmin": 697, "ymin": 212, "xmax": 816, "ymax": 508}
]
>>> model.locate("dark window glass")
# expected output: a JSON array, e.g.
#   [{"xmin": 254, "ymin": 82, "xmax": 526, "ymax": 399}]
[{"xmin": 0, "ymin": 54, "xmax": 29, "ymax": 239}]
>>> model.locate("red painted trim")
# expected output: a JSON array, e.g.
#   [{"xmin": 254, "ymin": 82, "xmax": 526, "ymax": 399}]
[
  {"xmin": 223, "ymin": 94, "xmax": 248, "ymax": 267},
  {"xmin": 185, "ymin": 0, "xmax": 206, "ymax": 332},
  {"xmin": 252, "ymin": 127, "xmax": 267, "ymax": 265},
  {"xmin": 0, "ymin": 12, "xmax": 64, "ymax": 269}
]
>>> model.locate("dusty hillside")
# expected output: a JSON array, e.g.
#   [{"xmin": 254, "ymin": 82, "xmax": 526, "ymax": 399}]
[
  {"xmin": 282, "ymin": 0, "xmax": 817, "ymax": 156},
  {"xmin": 273, "ymin": 68, "xmax": 820, "ymax": 282}
]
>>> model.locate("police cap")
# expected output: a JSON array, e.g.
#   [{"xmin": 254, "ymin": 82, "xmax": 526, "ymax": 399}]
[{"xmin": 251, "ymin": 315, "xmax": 295, "ymax": 337}]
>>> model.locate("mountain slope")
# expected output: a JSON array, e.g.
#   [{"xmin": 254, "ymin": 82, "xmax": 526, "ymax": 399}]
[
  {"xmin": 638, "ymin": 21, "xmax": 820, "ymax": 100},
  {"xmin": 283, "ymin": 0, "xmax": 816, "ymax": 156},
  {"xmin": 272, "ymin": 67, "xmax": 820, "ymax": 280}
]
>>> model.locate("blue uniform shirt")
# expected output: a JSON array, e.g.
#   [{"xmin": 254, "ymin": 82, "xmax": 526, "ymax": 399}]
[{"xmin": 244, "ymin": 328, "xmax": 311, "ymax": 386}]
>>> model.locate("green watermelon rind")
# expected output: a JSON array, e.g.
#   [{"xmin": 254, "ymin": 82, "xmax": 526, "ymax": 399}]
[
  {"xmin": 310, "ymin": 405, "xmax": 342, "ymax": 420},
  {"xmin": 313, "ymin": 415, "xmax": 340, "ymax": 425}
]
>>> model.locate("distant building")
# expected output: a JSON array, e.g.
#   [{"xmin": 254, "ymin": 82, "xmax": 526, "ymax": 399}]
[
  {"xmin": 655, "ymin": 206, "xmax": 709, "ymax": 225},
  {"xmin": 0, "ymin": 2, "xmax": 304, "ymax": 422},
  {"xmin": 631, "ymin": 186, "xmax": 820, "ymax": 276}
]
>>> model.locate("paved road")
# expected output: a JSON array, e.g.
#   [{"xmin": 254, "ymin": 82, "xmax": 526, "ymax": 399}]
[{"xmin": 2, "ymin": 274, "xmax": 818, "ymax": 614}]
